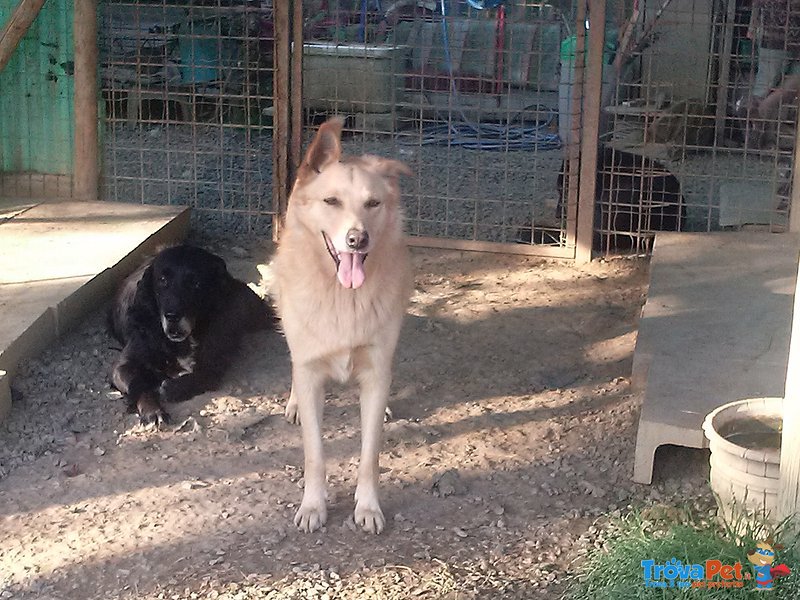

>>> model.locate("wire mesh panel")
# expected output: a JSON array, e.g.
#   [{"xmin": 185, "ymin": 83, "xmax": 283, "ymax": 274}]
[
  {"xmin": 99, "ymin": 0, "xmax": 276, "ymax": 237},
  {"xmin": 599, "ymin": 0, "xmax": 797, "ymax": 254},
  {"xmin": 299, "ymin": 0, "xmax": 578, "ymax": 256}
]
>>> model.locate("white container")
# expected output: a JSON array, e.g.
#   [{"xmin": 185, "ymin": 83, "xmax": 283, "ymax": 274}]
[
  {"xmin": 702, "ymin": 397, "xmax": 782, "ymax": 524},
  {"xmin": 302, "ymin": 43, "xmax": 407, "ymax": 113}
]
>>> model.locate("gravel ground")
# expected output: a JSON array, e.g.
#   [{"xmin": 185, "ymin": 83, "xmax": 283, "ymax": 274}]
[{"xmin": 0, "ymin": 241, "xmax": 715, "ymax": 599}]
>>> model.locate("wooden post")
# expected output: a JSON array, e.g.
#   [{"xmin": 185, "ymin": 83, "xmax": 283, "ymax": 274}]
[
  {"xmin": 575, "ymin": 0, "xmax": 606, "ymax": 264},
  {"xmin": 778, "ymin": 256, "xmax": 800, "ymax": 521},
  {"xmin": 272, "ymin": 0, "xmax": 290, "ymax": 240},
  {"xmin": 0, "ymin": 0, "xmax": 46, "ymax": 73},
  {"xmin": 563, "ymin": 0, "xmax": 587, "ymax": 253},
  {"xmin": 73, "ymin": 0, "xmax": 99, "ymax": 201},
  {"xmin": 289, "ymin": 0, "xmax": 303, "ymax": 189}
]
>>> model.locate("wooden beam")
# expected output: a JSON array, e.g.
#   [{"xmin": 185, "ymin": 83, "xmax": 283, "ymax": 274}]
[
  {"xmin": 289, "ymin": 0, "xmax": 304, "ymax": 190},
  {"xmin": 575, "ymin": 0, "xmax": 607, "ymax": 264},
  {"xmin": 563, "ymin": 0, "xmax": 587, "ymax": 255},
  {"xmin": 73, "ymin": 0, "xmax": 99, "ymax": 201},
  {"xmin": 0, "ymin": 0, "xmax": 46, "ymax": 73},
  {"xmin": 407, "ymin": 236, "xmax": 575, "ymax": 259},
  {"xmin": 272, "ymin": 0, "xmax": 291, "ymax": 240}
]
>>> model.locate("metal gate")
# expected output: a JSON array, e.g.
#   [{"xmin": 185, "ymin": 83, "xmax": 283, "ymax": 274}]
[
  {"xmin": 99, "ymin": 0, "xmax": 277, "ymax": 239},
  {"xmin": 106, "ymin": 0, "xmax": 797, "ymax": 260},
  {"xmin": 272, "ymin": 0, "xmax": 597, "ymax": 260}
]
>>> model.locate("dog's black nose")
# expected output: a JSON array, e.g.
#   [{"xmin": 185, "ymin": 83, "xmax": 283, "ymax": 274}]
[
  {"xmin": 164, "ymin": 312, "xmax": 180, "ymax": 323},
  {"xmin": 346, "ymin": 228, "xmax": 369, "ymax": 251}
]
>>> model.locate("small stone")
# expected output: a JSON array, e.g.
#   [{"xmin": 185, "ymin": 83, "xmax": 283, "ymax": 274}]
[
  {"xmin": 93, "ymin": 447, "xmax": 106, "ymax": 457},
  {"xmin": 431, "ymin": 468, "xmax": 467, "ymax": 497}
]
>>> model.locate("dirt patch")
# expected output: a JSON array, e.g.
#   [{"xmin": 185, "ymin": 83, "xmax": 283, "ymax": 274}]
[{"xmin": 0, "ymin": 247, "xmax": 711, "ymax": 599}]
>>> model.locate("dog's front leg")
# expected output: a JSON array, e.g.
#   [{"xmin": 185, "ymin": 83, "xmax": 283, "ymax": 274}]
[
  {"xmin": 292, "ymin": 363, "xmax": 328, "ymax": 533},
  {"xmin": 354, "ymin": 356, "xmax": 392, "ymax": 534}
]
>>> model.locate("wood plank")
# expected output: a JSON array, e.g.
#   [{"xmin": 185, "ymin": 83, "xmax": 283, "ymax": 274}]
[
  {"xmin": 0, "ymin": 0, "xmax": 47, "ymax": 73},
  {"xmin": 576, "ymin": 0, "xmax": 607, "ymax": 263},
  {"xmin": 563, "ymin": 0, "xmax": 587, "ymax": 255},
  {"xmin": 272, "ymin": 0, "xmax": 290, "ymax": 240},
  {"xmin": 289, "ymin": 0, "xmax": 303, "ymax": 189},
  {"xmin": 407, "ymin": 236, "xmax": 574, "ymax": 259}
]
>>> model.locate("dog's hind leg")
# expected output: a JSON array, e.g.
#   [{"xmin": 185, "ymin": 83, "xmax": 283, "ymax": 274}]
[
  {"xmin": 354, "ymin": 352, "xmax": 393, "ymax": 534},
  {"xmin": 292, "ymin": 364, "xmax": 328, "ymax": 533}
]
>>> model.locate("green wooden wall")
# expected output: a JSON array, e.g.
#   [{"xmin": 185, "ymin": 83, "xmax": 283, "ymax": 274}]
[{"xmin": 0, "ymin": 0, "xmax": 74, "ymax": 174}]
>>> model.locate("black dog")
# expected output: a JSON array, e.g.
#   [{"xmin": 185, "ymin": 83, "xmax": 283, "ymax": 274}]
[
  {"xmin": 558, "ymin": 146, "xmax": 686, "ymax": 251},
  {"xmin": 517, "ymin": 146, "xmax": 686, "ymax": 251},
  {"xmin": 110, "ymin": 245, "xmax": 273, "ymax": 426}
]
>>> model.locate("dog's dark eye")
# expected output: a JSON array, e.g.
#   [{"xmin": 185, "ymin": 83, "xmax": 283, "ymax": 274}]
[
  {"xmin": 157, "ymin": 275, "xmax": 168, "ymax": 288},
  {"xmin": 323, "ymin": 196, "xmax": 341, "ymax": 207},
  {"xmin": 365, "ymin": 198, "xmax": 381, "ymax": 209}
]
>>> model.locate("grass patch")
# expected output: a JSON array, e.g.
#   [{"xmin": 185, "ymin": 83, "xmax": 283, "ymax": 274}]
[{"xmin": 567, "ymin": 504, "xmax": 800, "ymax": 599}]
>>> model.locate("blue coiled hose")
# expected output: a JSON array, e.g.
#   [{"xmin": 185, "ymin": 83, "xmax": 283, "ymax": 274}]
[{"xmin": 399, "ymin": 0, "xmax": 561, "ymax": 152}]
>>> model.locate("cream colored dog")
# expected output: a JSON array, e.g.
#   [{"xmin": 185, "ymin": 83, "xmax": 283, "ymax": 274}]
[{"xmin": 271, "ymin": 117, "xmax": 412, "ymax": 533}]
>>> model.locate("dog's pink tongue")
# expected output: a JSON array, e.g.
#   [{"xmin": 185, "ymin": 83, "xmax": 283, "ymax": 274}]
[{"xmin": 337, "ymin": 252, "xmax": 366, "ymax": 289}]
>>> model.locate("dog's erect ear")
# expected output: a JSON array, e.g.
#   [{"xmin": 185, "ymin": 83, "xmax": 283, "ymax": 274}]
[
  {"xmin": 374, "ymin": 157, "xmax": 413, "ymax": 180},
  {"xmin": 297, "ymin": 117, "xmax": 344, "ymax": 181},
  {"xmin": 359, "ymin": 155, "xmax": 413, "ymax": 181}
]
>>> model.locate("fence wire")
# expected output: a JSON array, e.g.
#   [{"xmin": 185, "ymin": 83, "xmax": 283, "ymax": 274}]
[
  {"xmin": 96, "ymin": 0, "xmax": 798, "ymax": 255},
  {"xmin": 99, "ymin": 0, "xmax": 276, "ymax": 238}
]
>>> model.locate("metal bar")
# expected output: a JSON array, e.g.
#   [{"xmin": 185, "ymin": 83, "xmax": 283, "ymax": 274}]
[
  {"xmin": 273, "ymin": 0, "xmax": 291, "ymax": 240},
  {"xmin": 73, "ymin": 0, "xmax": 99, "ymax": 201},
  {"xmin": 407, "ymin": 236, "xmax": 575, "ymax": 259},
  {"xmin": 575, "ymin": 0, "xmax": 606, "ymax": 264},
  {"xmin": 0, "ymin": 0, "xmax": 46, "ymax": 73}
]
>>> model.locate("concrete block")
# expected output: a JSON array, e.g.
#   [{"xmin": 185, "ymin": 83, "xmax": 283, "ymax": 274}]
[{"xmin": 632, "ymin": 231, "xmax": 799, "ymax": 484}]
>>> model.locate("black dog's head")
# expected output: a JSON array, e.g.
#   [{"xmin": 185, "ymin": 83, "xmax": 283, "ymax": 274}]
[{"xmin": 139, "ymin": 245, "xmax": 230, "ymax": 343}]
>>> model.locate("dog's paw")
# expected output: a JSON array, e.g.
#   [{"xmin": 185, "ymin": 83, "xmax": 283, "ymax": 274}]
[
  {"xmin": 294, "ymin": 499, "xmax": 327, "ymax": 533},
  {"xmin": 284, "ymin": 398, "xmax": 300, "ymax": 425},
  {"xmin": 354, "ymin": 499, "xmax": 386, "ymax": 534},
  {"xmin": 136, "ymin": 393, "xmax": 170, "ymax": 428}
]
